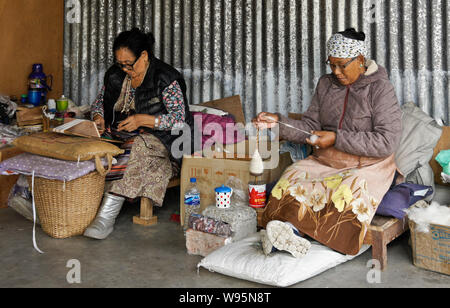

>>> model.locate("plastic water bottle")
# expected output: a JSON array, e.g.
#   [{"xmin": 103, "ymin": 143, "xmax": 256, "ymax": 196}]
[{"xmin": 184, "ymin": 178, "xmax": 201, "ymax": 229}]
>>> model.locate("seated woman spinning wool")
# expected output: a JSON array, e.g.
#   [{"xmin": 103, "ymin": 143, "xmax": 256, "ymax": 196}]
[
  {"xmin": 254, "ymin": 28, "xmax": 402, "ymax": 256},
  {"xmin": 84, "ymin": 28, "xmax": 194, "ymax": 240}
]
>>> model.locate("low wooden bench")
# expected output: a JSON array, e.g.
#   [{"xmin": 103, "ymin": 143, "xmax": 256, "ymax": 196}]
[{"xmin": 363, "ymin": 216, "xmax": 409, "ymax": 271}]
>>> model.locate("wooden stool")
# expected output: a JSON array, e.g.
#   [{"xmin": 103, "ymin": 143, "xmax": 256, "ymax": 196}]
[
  {"xmin": 133, "ymin": 178, "xmax": 181, "ymax": 227},
  {"xmin": 133, "ymin": 197, "xmax": 158, "ymax": 226}
]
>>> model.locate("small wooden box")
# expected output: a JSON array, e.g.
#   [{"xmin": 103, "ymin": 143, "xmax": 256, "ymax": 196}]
[{"xmin": 16, "ymin": 106, "xmax": 43, "ymax": 127}]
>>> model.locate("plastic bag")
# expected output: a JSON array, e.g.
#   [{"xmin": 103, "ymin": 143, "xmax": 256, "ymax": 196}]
[
  {"xmin": 0, "ymin": 94, "xmax": 18, "ymax": 122},
  {"xmin": 188, "ymin": 213, "xmax": 233, "ymax": 238},
  {"xmin": 436, "ymin": 150, "xmax": 450, "ymax": 175},
  {"xmin": 436, "ymin": 150, "xmax": 450, "ymax": 183},
  {"xmin": 67, "ymin": 100, "xmax": 91, "ymax": 119},
  {"xmin": 225, "ymin": 176, "xmax": 249, "ymax": 207},
  {"xmin": 7, "ymin": 175, "xmax": 40, "ymax": 224},
  {"xmin": 0, "ymin": 124, "xmax": 28, "ymax": 146},
  {"xmin": 442, "ymin": 173, "xmax": 450, "ymax": 183}
]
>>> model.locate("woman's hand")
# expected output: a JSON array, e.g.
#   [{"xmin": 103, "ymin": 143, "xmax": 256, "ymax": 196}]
[
  {"xmin": 307, "ymin": 131, "xmax": 336, "ymax": 149},
  {"xmin": 118, "ymin": 115, "xmax": 142, "ymax": 132},
  {"xmin": 118, "ymin": 114, "xmax": 156, "ymax": 132},
  {"xmin": 252, "ymin": 112, "xmax": 279, "ymax": 129},
  {"xmin": 93, "ymin": 114, "xmax": 105, "ymax": 135}
]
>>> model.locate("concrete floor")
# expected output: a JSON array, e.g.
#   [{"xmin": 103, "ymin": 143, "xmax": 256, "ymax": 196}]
[{"xmin": 0, "ymin": 186, "xmax": 449, "ymax": 289}]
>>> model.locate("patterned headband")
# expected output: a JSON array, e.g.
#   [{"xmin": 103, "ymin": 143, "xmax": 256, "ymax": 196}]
[{"xmin": 327, "ymin": 33, "xmax": 367, "ymax": 59}]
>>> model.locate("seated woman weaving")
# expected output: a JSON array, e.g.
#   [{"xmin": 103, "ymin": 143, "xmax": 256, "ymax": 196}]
[
  {"xmin": 84, "ymin": 28, "xmax": 194, "ymax": 240},
  {"xmin": 254, "ymin": 28, "xmax": 402, "ymax": 256}
]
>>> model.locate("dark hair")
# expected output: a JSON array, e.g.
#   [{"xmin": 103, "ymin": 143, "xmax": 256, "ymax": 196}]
[
  {"xmin": 113, "ymin": 28, "xmax": 156, "ymax": 59},
  {"xmin": 339, "ymin": 28, "xmax": 366, "ymax": 41}
]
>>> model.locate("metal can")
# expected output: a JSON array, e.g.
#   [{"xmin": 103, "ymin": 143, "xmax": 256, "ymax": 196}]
[{"xmin": 249, "ymin": 181, "xmax": 267, "ymax": 209}]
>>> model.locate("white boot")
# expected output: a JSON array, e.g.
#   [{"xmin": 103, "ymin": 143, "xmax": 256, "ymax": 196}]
[
  {"xmin": 264, "ymin": 220, "xmax": 311, "ymax": 258},
  {"xmin": 261, "ymin": 230, "xmax": 277, "ymax": 256},
  {"xmin": 84, "ymin": 193, "xmax": 125, "ymax": 240}
]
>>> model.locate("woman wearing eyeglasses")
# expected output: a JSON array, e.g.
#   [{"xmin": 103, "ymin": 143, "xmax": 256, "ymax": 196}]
[
  {"xmin": 85, "ymin": 28, "xmax": 194, "ymax": 240},
  {"xmin": 254, "ymin": 29, "xmax": 403, "ymax": 256}
]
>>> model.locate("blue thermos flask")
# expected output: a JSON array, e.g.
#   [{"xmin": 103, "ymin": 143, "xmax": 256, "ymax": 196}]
[{"xmin": 28, "ymin": 64, "xmax": 53, "ymax": 106}]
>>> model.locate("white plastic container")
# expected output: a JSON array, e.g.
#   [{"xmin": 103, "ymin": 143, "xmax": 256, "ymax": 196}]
[
  {"xmin": 215, "ymin": 185, "xmax": 233, "ymax": 209},
  {"xmin": 47, "ymin": 99, "xmax": 56, "ymax": 112}
]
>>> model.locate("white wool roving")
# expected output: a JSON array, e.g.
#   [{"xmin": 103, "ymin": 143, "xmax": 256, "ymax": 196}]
[{"xmin": 405, "ymin": 201, "xmax": 450, "ymax": 233}]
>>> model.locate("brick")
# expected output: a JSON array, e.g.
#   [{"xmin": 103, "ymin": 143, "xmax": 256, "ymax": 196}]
[{"xmin": 186, "ymin": 229, "xmax": 231, "ymax": 257}]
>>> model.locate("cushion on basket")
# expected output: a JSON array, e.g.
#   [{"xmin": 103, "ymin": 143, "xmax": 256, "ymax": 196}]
[
  {"xmin": 0, "ymin": 153, "xmax": 110, "ymax": 182},
  {"xmin": 13, "ymin": 132, "xmax": 124, "ymax": 162}
]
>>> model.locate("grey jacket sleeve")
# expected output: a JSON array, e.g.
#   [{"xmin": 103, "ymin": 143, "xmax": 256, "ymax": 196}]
[
  {"xmin": 335, "ymin": 80, "xmax": 403, "ymax": 158},
  {"xmin": 276, "ymin": 84, "xmax": 323, "ymax": 144}
]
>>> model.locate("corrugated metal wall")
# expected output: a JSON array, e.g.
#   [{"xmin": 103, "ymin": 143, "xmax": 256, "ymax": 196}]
[{"xmin": 63, "ymin": 0, "xmax": 450, "ymax": 124}]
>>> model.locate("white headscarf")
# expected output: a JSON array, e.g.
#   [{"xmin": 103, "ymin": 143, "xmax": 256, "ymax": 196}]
[{"xmin": 327, "ymin": 33, "xmax": 368, "ymax": 59}]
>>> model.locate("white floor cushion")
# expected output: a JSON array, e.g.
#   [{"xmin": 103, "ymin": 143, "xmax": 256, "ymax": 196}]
[{"xmin": 198, "ymin": 232, "xmax": 370, "ymax": 287}]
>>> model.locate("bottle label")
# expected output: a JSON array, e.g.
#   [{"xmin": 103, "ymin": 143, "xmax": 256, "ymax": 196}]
[{"xmin": 184, "ymin": 194, "xmax": 200, "ymax": 207}]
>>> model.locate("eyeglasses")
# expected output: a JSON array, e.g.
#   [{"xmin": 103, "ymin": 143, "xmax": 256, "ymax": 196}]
[
  {"xmin": 326, "ymin": 56, "xmax": 359, "ymax": 71},
  {"xmin": 114, "ymin": 53, "xmax": 142, "ymax": 71}
]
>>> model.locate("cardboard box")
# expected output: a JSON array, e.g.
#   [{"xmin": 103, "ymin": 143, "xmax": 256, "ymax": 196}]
[
  {"xmin": 180, "ymin": 141, "xmax": 292, "ymax": 226},
  {"xmin": 16, "ymin": 106, "xmax": 43, "ymax": 127},
  {"xmin": 180, "ymin": 95, "xmax": 292, "ymax": 226},
  {"xmin": 409, "ymin": 221, "xmax": 450, "ymax": 275},
  {"xmin": 0, "ymin": 145, "xmax": 24, "ymax": 208}
]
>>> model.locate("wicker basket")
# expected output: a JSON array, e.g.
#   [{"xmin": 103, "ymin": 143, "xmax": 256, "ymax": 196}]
[{"xmin": 27, "ymin": 172, "xmax": 105, "ymax": 239}]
